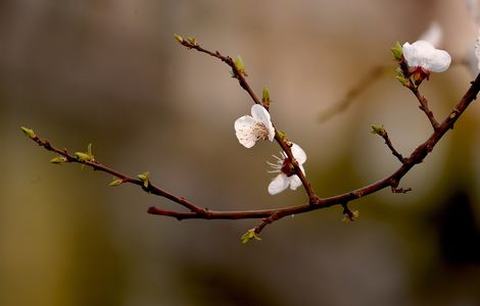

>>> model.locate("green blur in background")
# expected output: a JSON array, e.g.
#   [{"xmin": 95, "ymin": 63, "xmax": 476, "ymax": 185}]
[{"xmin": 1, "ymin": 1, "xmax": 480, "ymax": 305}]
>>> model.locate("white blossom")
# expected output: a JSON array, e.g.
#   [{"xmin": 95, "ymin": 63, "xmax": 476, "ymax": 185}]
[
  {"xmin": 402, "ymin": 40, "xmax": 451, "ymax": 73},
  {"xmin": 234, "ymin": 104, "xmax": 275, "ymax": 148},
  {"xmin": 267, "ymin": 143, "xmax": 307, "ymax": 195}
]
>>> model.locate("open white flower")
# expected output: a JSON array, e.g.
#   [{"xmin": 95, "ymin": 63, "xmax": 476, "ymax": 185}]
[
  {"xmin": 402, "ymin": 40, "xmax": 451, "ymax": 73},
  {"xmin": 267, "ymin": 143, "xmax": 307, "ymax": 195},
  {"xmin": 234, "ymin": 104, "xmax": 275, "ymax": 148}
]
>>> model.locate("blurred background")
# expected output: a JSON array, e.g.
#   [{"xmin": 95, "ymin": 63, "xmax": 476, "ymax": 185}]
[{"xmin": 1, "ymin": 0, "xmax": 480, "ymax": 305}]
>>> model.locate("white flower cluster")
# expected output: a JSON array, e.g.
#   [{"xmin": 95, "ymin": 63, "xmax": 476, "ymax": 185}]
[{"xmin": 234, "ymin": 104, "xmax": 307, "ymax": 195}]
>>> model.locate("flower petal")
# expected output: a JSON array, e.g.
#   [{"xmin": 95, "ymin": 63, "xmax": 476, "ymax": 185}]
[
  {"xmin": 268, "ymin": 174, "xmax": 289, "ymax": 195},
  {"xmin": 288, "ymin": 175, "xmax": 302, "ymax": 190},
  {"xmin": 426, "ymin": 49, "xmax": 451, "ymax": 72},
  {"xmin": 234, "ymin": 115, "xmax": 257, "ymax": 148},
  {"xmin": 403, "ymin": 41, "xmax": 432, "ymax": 68},
  {"xmin": 402, "ymin": 40, "xmax": 451, "ymax": 73},
  {"xmin": 251, "ymin": 104, "xmax": 275, "ymax": 141},
  {"xmin": 291, "ymin": 143, "xmax": 307, "ymax": 165},
  {"xmin": 266, "ymin": 124, "xmax": 275, "ymax": 141},
  {"xmin": 251, "ymin": 104, "xmax": 270, "ymax": 122}
]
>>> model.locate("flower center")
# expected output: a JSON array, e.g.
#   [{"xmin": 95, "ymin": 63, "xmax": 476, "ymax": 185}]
[
  {"xmin": 267, "ymin": 153, "xmax": 295, "ymax": 176},
  {"xmin": 252, "ymin": 122, "xmax": 269, "ymax": 140},
  {"xmin": 409, "ymin": 66, "xmax": 430, "ymax": 84},
  {"xmin": 281, "ymin": 159, "xmax": 296, "ymax": 177}
]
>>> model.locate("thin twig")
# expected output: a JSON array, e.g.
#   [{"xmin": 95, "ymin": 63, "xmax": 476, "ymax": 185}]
[
  {"xmin": 399, "ymin": 60, "xmax": 440, "ymax": 130},
  {"xmin": 409, "ymin": 85, "xmax": 440, "ymax": 130},
  {"xmin": 29, "ymin": 137, "xmax": 208, "ymax": 215},
  {"xmin": 373, "ymin": 127, "xmax": 406, "ymax": 163}
]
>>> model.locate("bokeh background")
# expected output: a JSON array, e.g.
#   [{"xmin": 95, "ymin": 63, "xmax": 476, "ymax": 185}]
[{"xmin": 1, "ymin": 0, "xmax": 480, "ymax": 305}]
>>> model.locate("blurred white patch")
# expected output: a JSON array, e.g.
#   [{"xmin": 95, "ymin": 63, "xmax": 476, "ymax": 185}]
[
  {"xmin": 465, "ymin": 0, "xmax": 480, "ymax": 25},
  {"xmin": 475, "ymin": 29, "xmax": 480, "ymax": 71},
  {"xmin": 465, "ymin": 28, "xmax": 480, "ymax": 77},
  {"xmin": 418, "ymin": 22, "xmax": 442, "ymax": 47}
]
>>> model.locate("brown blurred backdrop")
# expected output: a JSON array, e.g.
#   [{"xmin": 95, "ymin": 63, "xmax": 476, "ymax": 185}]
[{"xmin": 1, "ymin": 0, "xmax": 480, "ymax": 305}]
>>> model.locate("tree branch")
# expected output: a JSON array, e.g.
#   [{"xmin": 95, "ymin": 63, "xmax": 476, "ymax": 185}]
[
  {"xmin": 23, "ymin": 36, "xmax": 480, "ymax": 238},
  {"xmin": 24, "ymin": 73, "xmax": 480, "ymax": 235},
  {"xmin": 27, "ymin": 136, "xmax": 208, "ymax": 215},
  {"xmin": 144, "ymin": 71, "xmax": 480, "ymax": 231}
]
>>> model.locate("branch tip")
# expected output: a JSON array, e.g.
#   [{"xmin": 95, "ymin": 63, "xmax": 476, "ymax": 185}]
[
  {"xmin": 342, "ymin": 204, "xmax": 359, "ymax": 223},
  {"xmin": 391, "ymin": 186, "xmax": 412, "ymax": 194}
]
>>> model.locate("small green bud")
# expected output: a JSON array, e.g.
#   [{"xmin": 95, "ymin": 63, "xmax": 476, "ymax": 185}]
[
  {"xmin": 277, "ymin": 130, "xmax": 287, "ymax": 140},
  {"xmin": 370, "ymin": 124, "xmax": 386, "ymax": 137},
  {"xmin": 50, "ymin": 156, "xmax": 67, "ymax": 164},
  {"xmin": 240, "ymin": 228, "xmax": 261, "ymax": 244},
  {"xmin": 262, "ymin": 87, "xmax": 271, "ymax": 108},
  {"xmin": 396, "ymin": 75, "xmax": 410, "ymax": 87},
  {"xmin": 174, "ymin": 34, "xmax": 184, "ymax": 44},
  {"xmin": 234, "ymin": 55, "xmax": 247, "ymax": 76},
  {"xmin": 342, "ymin": 210, "xmax": 360, "ymax": 223},
  {"xmin": 87, "ymin": 143, "xmax": 93, "ymax": 156},
  {"xmin": 137, "ymin": 171, "xmax": 150, "ymax": 188},
  {"xmin": 20, "ymin": 126, "xmax": 36, "ymax": 139},
  {"xmin": 109, "ymin": 178, "xmax": 124, "ymax": 187},
  {"xmin": 395, "ymin": 67, "xmax": 410, "ymax": 87},
  {"xmin": 74, "ymin": 152, "xmax": 92, "ymax": 162},
  {"xmin": 74, "ymin": 144, "xmax": 94, "ymax": 162},
  {"xmin": 186, "ymin": 36, "xmax": 197, "ymax": 46},
  {"xmin": 391, "ymin": 41, "xmax": 403, "ymax": 61}
]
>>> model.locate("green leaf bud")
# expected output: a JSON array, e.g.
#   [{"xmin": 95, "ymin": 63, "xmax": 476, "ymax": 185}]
[
  {"xmin": 74, "ymin": 152, "xmax": 92, "ymax": 162},
  {"xmin": 137, "ymin": 171, "xmax": 150, "ymax": 188},
  {"xmin": 240, "ymin": 228, "xmax": 262, "ymax": 244},
  {"xmin": 262, "ymin": 87, "xmax": 271, "ymax": 108},
  {"xmin": 391, "ymin": 41, "xmax": 403, "ymax": 61},
  {"xmin": 174, "ymin": 34, "xmax": 184, "ymax": 44},
  {"xmin": 20, "ymin": 126, "xmax": 36, "ymax": 139},
  {"xmin": 50, "ymin": 156, "xmax": 67, "ymax": 164},
  {"xmin": 370, "ymin": 124, "xmax": 386, "ymax": 137},
  {"xmin": 234, "ymin": 55, "xmax": 247, "ymax": 76},
  {"xmin": 109, "ymin": 178, "xmax": 124, "ymax": 187}
]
